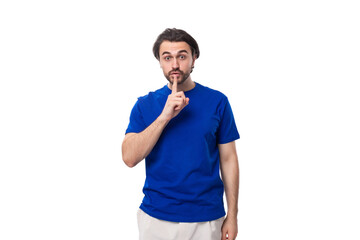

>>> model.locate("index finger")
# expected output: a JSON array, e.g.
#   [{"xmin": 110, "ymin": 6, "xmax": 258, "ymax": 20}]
[{"xmin": 171, "ymin": 77, "xmax": 178, "ymax": 94}]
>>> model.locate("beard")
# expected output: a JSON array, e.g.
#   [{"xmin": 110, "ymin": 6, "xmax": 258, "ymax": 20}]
[{"xmin": 165, "ymin": 69, "xmax": 191, "ymax": 85}]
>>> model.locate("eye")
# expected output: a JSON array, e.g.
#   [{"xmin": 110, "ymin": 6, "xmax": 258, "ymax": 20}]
[
  {"xmin": 164, "ymin": 56, "xmax": 171, "ymax": 61},
  {"xmin": 179, "ymin": 55, "xmax": 186, "ymax": 60}
]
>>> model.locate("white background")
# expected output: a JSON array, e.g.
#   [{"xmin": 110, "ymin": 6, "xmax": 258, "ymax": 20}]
[{"xmin": 1, "ymin": 0, "xmax": 359, "ymax": 239}]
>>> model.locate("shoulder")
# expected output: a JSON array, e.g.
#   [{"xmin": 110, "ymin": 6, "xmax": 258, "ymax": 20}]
[
  {"xmin": 196, "ymin": 83, "xmax": 228, "ymax": 102},
  {"xmin": 137, "ymin": 85, "xmax": 169, "ymax": 103},
  {"xmin": 195, "ymin": 84, "xmax": 234, "ymax": 117}
]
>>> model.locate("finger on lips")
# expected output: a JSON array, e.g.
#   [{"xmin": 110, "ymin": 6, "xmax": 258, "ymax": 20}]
[
  {"xmin": 171, "ymin": 76, "xmax": 178, "ymax": 94},
  {"xmin": 170, "ymin": 75, "xmax": 189, "ymax": 111}
]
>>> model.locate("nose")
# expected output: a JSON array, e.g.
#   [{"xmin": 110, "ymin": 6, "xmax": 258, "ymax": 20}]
[{"xmin": 172, "ymin": 58, "xmax": 179, "ymax": 69}]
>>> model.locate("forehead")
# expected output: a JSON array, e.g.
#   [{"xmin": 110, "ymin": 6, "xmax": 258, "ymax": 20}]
[{"xmin": 159, "ymin": 41, "xmax": 192, "ymax": 55}]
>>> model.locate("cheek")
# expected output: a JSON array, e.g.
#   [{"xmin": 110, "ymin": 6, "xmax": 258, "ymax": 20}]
[
  {"xmin": 159, "ymin": 62, "xmax": 167, "ymax": 71},
  {"xmin": 184, "ymin": 61, "xmax": 193, "ymax": 70},
  {"xmin": 160, "ymin": 66, "xmax": 171, "ymax": 75},
  {"xmin": 186, "ymin": 59, "xmax": 194, "ymax": 67}
]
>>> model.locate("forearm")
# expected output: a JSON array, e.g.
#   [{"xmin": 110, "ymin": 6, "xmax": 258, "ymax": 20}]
[
  {"xmin": 221, "ymin": 158, "xmax": 239, "ymax": 218},
  {"xmin": 122, "ymin": 114, "xmax": 169, "ymax": 167},
  {"xmin": 123, "ymin": 80, "xmax": 188, "ymax": 168}
]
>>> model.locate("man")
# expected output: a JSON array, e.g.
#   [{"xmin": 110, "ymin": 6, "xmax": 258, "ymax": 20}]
[{"xmin": 122, "ymin": 28, "xmax": 240, "ymax": 240}]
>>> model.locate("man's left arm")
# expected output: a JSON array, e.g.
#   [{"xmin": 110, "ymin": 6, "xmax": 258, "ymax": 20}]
[{"xmin": 219, "ymin": 141, "xmax": 239, "ymax": 240}]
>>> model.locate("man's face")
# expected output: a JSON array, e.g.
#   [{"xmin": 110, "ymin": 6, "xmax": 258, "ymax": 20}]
[{"xmin": 159, "ymin": 41, "xmax": 196, "ymax": 85}]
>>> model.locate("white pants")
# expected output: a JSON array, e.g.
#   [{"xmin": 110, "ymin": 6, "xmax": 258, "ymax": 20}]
[{"xmin": 137, "ymin": 209, "xmax": 224, "ymax": 240}]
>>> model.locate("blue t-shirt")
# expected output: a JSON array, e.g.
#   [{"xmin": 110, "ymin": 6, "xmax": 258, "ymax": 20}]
[{"xmin": 126, "ymin": 82, "xmax": 240, "ymax": 222}]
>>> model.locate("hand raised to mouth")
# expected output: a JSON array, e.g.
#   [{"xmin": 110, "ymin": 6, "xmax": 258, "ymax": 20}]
[{"xmin": 160, "ymin": 75, "xmax": 190, "ymax": 121}]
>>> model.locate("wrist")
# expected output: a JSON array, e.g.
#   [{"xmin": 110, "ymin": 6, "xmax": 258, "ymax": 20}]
[
  {"xmin": 226, "ymin": 210, "xmax": 238, "ymax": 220},
  {"xmin": 157, "ymin": 113, "xmax": 171, "ymax": 125}
]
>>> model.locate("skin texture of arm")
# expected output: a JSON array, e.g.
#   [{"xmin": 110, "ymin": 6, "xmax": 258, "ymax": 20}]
[
  {"xmin": 122, "ymin": 78, "xmax": 189, "ymax": 167},
  {"xmin": 122, "ymin": 116, "xmax": 169, "ymax": 168},
  {"xmin": 219, "ymin": 141, "xmax": 239, "ymax": 240}
]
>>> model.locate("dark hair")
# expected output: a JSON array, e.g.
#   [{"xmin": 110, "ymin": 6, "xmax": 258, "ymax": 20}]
[{"xmin": 153, "ymin": 28, "xmax": 200, "ymax": 60}]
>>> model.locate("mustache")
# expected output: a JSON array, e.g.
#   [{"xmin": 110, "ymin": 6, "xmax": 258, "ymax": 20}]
[{"xmin": 169, "ymin": 69, "xmax": 184, "ymax": 75}]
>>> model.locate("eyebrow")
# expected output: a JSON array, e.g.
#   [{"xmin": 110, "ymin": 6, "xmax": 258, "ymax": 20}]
[{"xmin": 161, "ymin": 50, "xmax": 189, "ymax": 56}]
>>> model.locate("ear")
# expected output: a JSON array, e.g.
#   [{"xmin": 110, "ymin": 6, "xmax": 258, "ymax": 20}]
[{"xmin": 191, "ymin": 55, "xmax": 197, "ymax": 67}]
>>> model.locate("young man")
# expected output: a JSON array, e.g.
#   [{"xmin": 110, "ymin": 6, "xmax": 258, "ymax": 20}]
[{"xmin": 122, "ymin": 28, "xmax": 240, "ymax": 240}]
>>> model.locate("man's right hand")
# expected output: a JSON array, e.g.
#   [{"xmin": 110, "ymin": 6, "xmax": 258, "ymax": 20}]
[
  {"xmin": 160, "ymin": 77, "xmax": 189, "ymax": 121},
  {"xmin": 122, "ymin": 77, "xmax": 190, "ymax": 167}
]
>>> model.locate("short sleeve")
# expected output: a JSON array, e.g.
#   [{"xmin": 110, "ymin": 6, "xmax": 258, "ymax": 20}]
[
  {"xmin": 125, "ymin": 99, "xmax": 147, "ymax": 134},
  {"xmin": 217, "ymin": 97, "xmax": 240, "ymax": 144}
]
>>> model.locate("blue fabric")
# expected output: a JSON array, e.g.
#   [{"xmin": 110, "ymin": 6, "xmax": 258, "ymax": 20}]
[{"xmin": 126, "ymin": 83, "xmax": 240, "ymax": 222}]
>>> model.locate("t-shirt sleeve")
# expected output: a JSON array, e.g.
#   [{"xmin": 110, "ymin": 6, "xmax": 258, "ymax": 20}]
[
  {"xmin": 125, "ymin": 99, "xmax": 147, "ymax": 134},
  {"xmin": 217, "ymin": 97, "xmax": 240, "ymax": 144}
]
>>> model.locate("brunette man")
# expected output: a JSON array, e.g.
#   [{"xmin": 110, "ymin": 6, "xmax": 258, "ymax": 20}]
[{"xmin": 122, "ymin": 28, "xmax": 240, "ymax": 240}]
